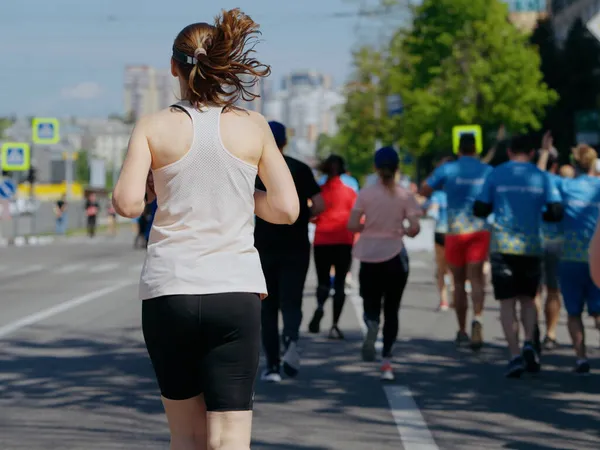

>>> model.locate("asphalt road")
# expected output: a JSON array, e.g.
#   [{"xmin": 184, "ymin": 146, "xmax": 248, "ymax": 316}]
[{"xmin": 0, "ymin": 231, "xmax": 599, "ymax": 449}]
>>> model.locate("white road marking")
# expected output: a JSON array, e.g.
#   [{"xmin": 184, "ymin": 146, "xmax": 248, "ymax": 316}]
[
  {"xmin": 54, "ymin": 264, "xmax": 82, "ymax": 274},
  {"xmin": 0, "ymin": 280, "xmax": 135, "ymax": 339},
  {"xmin": 410, "ymin": 260, "xmax": 429, "ymax": 269},
  {"xmin": 349, "ymin": 291, "xmax": 439, "ymax": 450},
  {"xmin": 90, "ymin": 262, "xmax": 120, "ymax": 274},
  {"xmin": 383, "ymin": 385, "xmax": 440, "ymax": 450},
  {"xmin": 5, "ymin": 265, "xmax": 45, "ymax": 277},
  {"xmin": 129, "ymin": 263, "xmax": 143, "ymax": 273}
]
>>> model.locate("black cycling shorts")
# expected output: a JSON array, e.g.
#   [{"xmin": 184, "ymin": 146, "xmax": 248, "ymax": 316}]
[
  {"xmin": 434, "ymin": 232, "xmax": 445, "ymax": 247},
  {"xmin": 490, "ymin": 253, "xmax": 541, "ymax": 301},
  {"xmin": 142, "ymin": 292, "xmax": 261, "ymax": 411}
]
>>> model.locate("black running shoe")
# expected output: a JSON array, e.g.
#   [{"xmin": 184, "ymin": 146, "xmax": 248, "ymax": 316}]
[
  {"xmin": 533, "ymin": 324, "xmax": 542, "ymax": 355},
  {"xmin": 522, "ymin": 342, "xmax": 541, "ymax": 373},
  {"xmin": 308, "ymin": 308, "xmax": 324, "ymax": 334},
  {"xmin": 505, "ymin": 356, "xmax": 525, "ymax": 378},
  {"xmin": 574, "ymin": 360, "xmax": 591, "ymax": 375},
  {"xmin": 470, "ymin": 320, "xmax": 483, "ymax": 351},
  {"xmin": 542, "ymin": 336, "xmax": 558, "ymax": 351},
  {"xmin": 455, "ymin": 331, "xmax": 470, "ymax": 348},
  {"xmin": 328, "ymin": 325, "xmax": 345, "ymax": 340}
]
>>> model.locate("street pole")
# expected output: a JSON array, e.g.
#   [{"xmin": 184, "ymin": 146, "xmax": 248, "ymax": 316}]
[
  {"xmin": 373, "ymin": 75, "xmax": 382, "ymax": 151},
  {"xmin": 30, "ymin": 144, "xmax": 36, "ymax": 236},
  {"xmin": 111, "ymin": 133, "xmax": 120, "ymax": 189},
  {"xmin": 65, "ymin": 149, "xmax": 74, "ymax": 199}
]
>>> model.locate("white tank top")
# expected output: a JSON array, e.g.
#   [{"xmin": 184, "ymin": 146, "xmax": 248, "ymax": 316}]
[{"xmin": 139, "ymin": 101, "xmax": 267, "ymax": 300}]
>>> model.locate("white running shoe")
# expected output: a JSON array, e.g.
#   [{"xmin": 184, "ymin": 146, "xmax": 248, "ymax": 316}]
[
  {"xmin": 261, "ymin": 367, "xmax": 282, "ymax": 383},
  {"xmin": 282, "ymin": 341, "xmax": 300, "ymax": 377},
  {"xmin": 381, "ymin": 360, "xmax": 395, "ymax": 381}
]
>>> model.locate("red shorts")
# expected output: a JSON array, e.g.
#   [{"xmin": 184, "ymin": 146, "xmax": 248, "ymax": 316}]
[{"xmin": 445, "ymin": 231, "xmax": 490, "ymax": 267}]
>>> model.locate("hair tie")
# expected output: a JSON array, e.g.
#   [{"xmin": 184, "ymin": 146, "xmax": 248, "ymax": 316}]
[{"xmin": 194, "ymin": 48, "xmax": 207, "ymax": 58}]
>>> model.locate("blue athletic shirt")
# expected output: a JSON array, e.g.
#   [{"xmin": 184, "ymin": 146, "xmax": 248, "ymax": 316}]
[
  {"xmin": 426, "ymin": 156, "xmax": 492, "ymax": 235},
  {"xmin": 541, "ymin": 173, "xmax": 563, "ymax": 242},
  {"xmin": 555, "ymin": 175, "xmax": 600, "ymax": 262},
  {"xmin": 477, "ymin": 161, "xmax": 561, "ymax": 256},
  {"xmin": 429, "ymin": 190, "xmax": 448, "ymax": 233}
]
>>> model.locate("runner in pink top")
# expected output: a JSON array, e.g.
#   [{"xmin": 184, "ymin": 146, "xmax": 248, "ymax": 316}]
[{"xmin": 348, "ymin": 146, "xmax": 421, "ymax": 381}]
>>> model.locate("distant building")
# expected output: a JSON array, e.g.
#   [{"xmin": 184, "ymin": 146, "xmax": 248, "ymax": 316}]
[
  {"xmin": 235, "ymin": 76, "xmax": 269, "ymax": 114},
  {"xmin": 504, "ymin": 0, "xmax": 550, "ymax": 31},
  {"xmin": 264, "ymin": 71, "xmax": 344, "ymax": 165},
  {"xmin": 124, "ymin": 66, "xmax": 179, "ymax": 120},
  {"xmin": 551, "ymin": 0, "xmax": 600, "ymax": 42}
]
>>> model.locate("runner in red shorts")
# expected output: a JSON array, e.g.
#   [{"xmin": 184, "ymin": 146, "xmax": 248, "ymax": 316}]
[{"xmin": 420, "ymin": 135, "xmax": 493, "ymax": 350}]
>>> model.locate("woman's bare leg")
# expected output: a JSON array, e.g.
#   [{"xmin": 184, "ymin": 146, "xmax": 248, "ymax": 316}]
[{"xmin": 162, "ymin": 395, "xmax": 208, "ymax": 450}]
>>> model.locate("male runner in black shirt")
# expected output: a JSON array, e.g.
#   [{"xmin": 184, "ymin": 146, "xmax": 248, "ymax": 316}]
[{"xmin": 255, "ymin": 121, "xmax": 325, "ymax": 382}]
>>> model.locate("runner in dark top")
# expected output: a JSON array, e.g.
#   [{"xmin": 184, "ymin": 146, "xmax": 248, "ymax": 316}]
[
  {"xmin": 255, "ymin": 121, "xmax": 325, "ymax": 382},
  {"xmin": 54, "ymin": 194, "xmax": 68, "ymax": 235},
  {"xmin": 85, "ymin": 192, "xmax": 100, "ymax": 238}
]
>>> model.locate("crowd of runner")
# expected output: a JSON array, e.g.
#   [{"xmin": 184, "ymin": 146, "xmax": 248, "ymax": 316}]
[
  {"xmin": 420, "ymin": 131, "xmax": 600, "ymax": 377},
  {"xmin": 110, "ymin": 9, "xmax": 600, "ymax": 448},
  {"xmin": 248, "ymin": 121, "xmax": 600, "ymax": 384}
]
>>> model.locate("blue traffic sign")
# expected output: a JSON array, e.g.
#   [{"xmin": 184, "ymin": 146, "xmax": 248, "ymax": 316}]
[
  {"xmin": 1, "ymin": 142, "xmax": 31, "ymax": 171},
  {"xmin": 32, "ymin": 118, "xmax": 60, "ymax": 145},
  {"xmin": 0, "ymin": 179, "xmax": 16, "ymax": 199},
  {"xmin": 386, "ymin": 94, "xmax": 404, "ymax": 117}
]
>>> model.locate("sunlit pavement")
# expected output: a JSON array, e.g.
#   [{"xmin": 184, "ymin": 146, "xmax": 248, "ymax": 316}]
[{"xmin": 0, "ymin": 233, "xmax": 599, "ymax": 449}]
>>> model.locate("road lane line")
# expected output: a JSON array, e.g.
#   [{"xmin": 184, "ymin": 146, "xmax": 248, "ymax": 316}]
[
  {"xmin": 410, "ymin": 260, "xmax": 429, "ymax": 269},
  {"xmin": 349, "ymin": 291, "xmax": 439, "ymax": 450},
  {"xmin": 383, "ymin": 385, "xmax": 440, "ymax": 450},
  {"xmin": 5, "ymin": 265, "xmax": 45, "ymax": 277},
  {"xmin": 90, "ymin": 262, "xmax": 120, "ymax": 273},
  {"xmin": 0, "ymin": 280, "xmax": 135, "ymax": 339},
  {"xmin": 54, "ymin": 264, "xmax": 81, "ymax": 274}
]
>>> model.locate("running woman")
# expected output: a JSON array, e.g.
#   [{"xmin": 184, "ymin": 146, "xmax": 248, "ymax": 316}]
[
  {"xmin": 308, "ymin": 154, "xmax": 357, "ymax": 339},
  {"xmin": 474, "ymin": 134, "xmax": 563, "ymax": 378},
  {"xmin": 555, "ymin": 145, "xmax": 600, "ymax": 374},
  {"xmin": 348, "ymin": 147, "xmax": 421, "ymax": 381},
  {"xmin": 112, "ymin": 9, "xmax": 299, "ymax": 449},
  {"xmin": 420, "ymin": 134, "xmax": 492, "ymax": 350},
  {"xmin": 536, "ymin": 132, "xmax": 563, "ymax": 351}
]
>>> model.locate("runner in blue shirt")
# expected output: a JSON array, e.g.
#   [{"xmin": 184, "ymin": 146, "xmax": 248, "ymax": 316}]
[
  {"xmin": 420, "ymin": 135, "xmax": 492, "ymax": 351},
  {"xmin": 424, "ymin": 165, "xmax": 452, "ymax": 311},
  {"xmin": 554, "ymin": 144, "xmax": 600, "ymax": 374},
  {"xmin": 473, "ymin": 134, "xmax": 563, "ymax": 378},
  {"xmin": 535, "ymin": 132, "xmax": 564, "ymax": 352}
]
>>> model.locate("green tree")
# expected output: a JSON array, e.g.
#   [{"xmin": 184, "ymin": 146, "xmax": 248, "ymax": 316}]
[
  {"xmin": 390, "ymin": 0, "xmax": 557, "ymax": 160},
  {"xmin": 0, "ymin": 117, "xmax": 14, "ymax": 139},
  {"xmin": 331, "ymin": 46, "xmax": 401, "ymax": 181},
  {"xmin": 75, "ymin": 150, "xmax": 90, "ymax": 184}
]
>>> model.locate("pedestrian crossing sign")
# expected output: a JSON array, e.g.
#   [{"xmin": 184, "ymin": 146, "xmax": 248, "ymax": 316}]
[
  {"xmin": 452, "ymin": 125, "xmax": 483, "ymax": 155},
  {"xmin": 32, "ymin": 118, "xmax": 60, "ymax": 145},
  {"xmin": 1, "ymin": 142, "xmax": 31, "ymax": 171}
]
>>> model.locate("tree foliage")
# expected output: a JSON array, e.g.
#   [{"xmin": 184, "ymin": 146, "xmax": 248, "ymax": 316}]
[
  {"xmin": 393, "ymin": 0, "xmax": 556, "ymax": 159},
  {"xmin": 531, "ymin": 18, "xmax": 600, "ymax": 158},
  {"xmin": 75, "ymin": 150, "xmax": 90, "ymax": 184},
  {"xmin": 331, "ymin": 0, "xmax": 557, "ymax": 180}
]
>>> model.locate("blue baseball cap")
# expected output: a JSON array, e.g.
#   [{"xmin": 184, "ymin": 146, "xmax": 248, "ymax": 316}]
[
  {"xmin": 268, "ymin": 121, "xmax": 287, "ymax": 149},
  {"xmin": 374, "ymin": 146, "xmax": 399, "ymax": 168}
]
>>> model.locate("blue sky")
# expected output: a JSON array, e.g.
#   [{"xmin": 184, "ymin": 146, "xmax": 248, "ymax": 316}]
[{"xmin": 0, "ymin": 0, "xmax": 378, "ymax": 117}]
